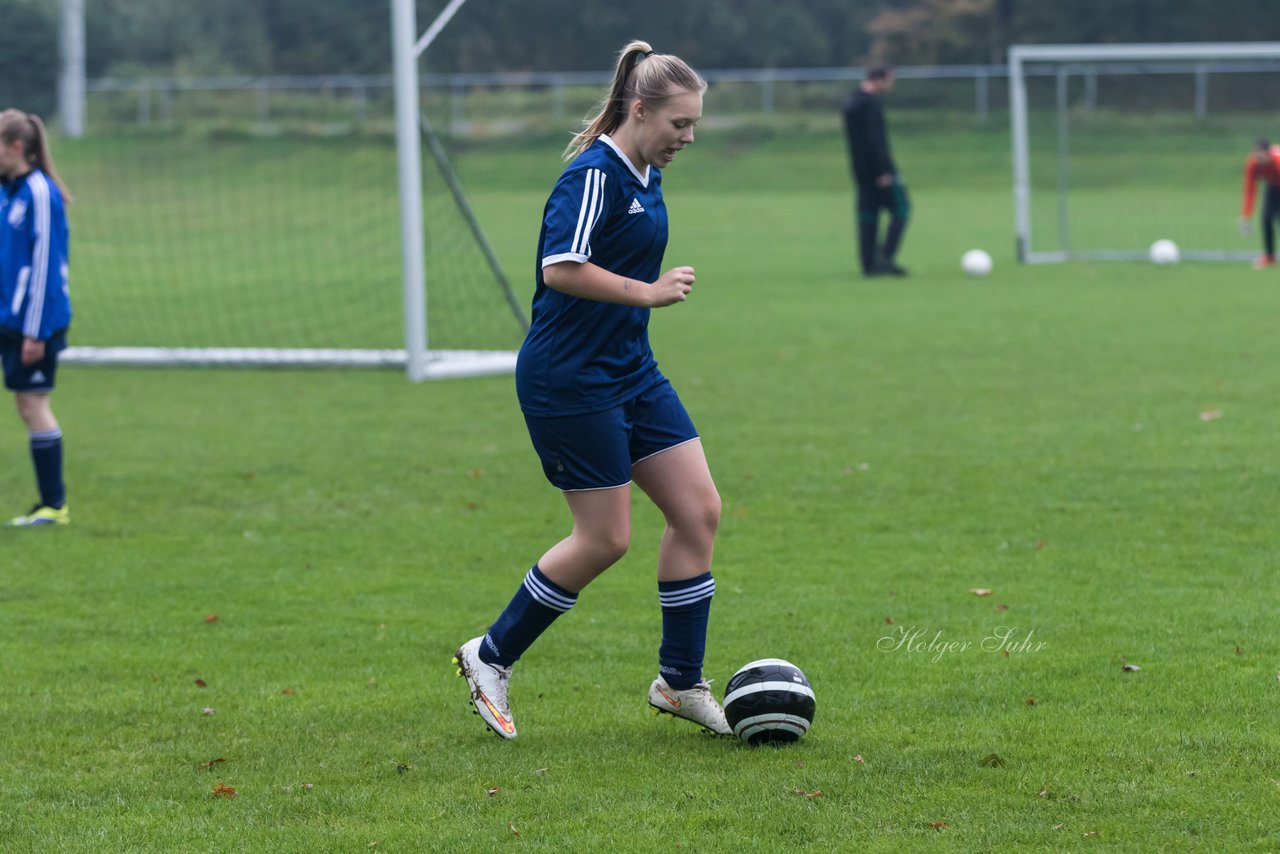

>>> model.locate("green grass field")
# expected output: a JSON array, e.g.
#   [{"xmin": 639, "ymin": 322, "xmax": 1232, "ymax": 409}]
[{"xmin": 2, "ymin": 113, "xmax": 1278, "ymax": 852}]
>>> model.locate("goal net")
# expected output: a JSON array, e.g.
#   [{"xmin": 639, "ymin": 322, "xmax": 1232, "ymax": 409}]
[
  {"xmin": 59, "ymin": 0, "xmax": 525, "ymax": 380},
  {"xmin": 1009, "ymin": 43, "xmax": 1280, "ymax": 264}
]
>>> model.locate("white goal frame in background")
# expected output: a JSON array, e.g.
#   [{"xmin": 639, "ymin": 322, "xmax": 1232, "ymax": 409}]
[
  {"xmin": 58, "ymin": 0, "xmax": 522, "ymax": 381},
  {"xmin": 1009, "ymin": 42, "xmax": 1280, "ymax": 264}
]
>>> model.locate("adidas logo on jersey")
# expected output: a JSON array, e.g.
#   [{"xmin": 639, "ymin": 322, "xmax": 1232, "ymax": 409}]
[
  {"xmin": 627, "ymin": 197, "xmax": 645, "ymax": 214},
  {"xmin": 29, "ymin": 370, "xmax": 46, "ymax": 384}
]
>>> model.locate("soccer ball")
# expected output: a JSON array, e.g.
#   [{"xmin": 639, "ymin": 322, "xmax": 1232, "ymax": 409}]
[
  {"xmin": 722, "ymin": 658, "xmax": 816, "ymax": 745},
  {"xmin": 961, "ymin": 249, "xmax": 993, "ymax": 277},
  {"xmin": 1149, "ymin": 239, "xmax": 1180, "ymax": 265}
]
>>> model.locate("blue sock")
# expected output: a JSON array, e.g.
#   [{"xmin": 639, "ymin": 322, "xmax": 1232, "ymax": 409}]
[
  {"xmin": 29, "ymin": 429, "xmax": 65, "ymax": 509},
  {"xmin": 658, "ymin": 572, "xmax": 715, "ymax": 690},
  {"xmin": 480, "ymin": 565, "xmax": 577, "ymax": 668}
]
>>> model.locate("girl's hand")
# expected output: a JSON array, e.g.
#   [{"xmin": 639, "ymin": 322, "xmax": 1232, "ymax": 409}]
[
  {"xmin": 21, "ymin": 337, "xmax": 45, "ymax": 366},
  {"xmin": 648, "ymin": 266, "xmax": 695, "ymax": 307}
]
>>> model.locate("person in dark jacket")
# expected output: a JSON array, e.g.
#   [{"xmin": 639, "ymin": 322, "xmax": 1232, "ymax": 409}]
[{"xmin": 842, "ymin": 64, "xmax": 910, "ymax": 277}]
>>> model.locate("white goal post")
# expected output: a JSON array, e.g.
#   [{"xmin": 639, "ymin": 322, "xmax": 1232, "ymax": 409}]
[
  {"xmin": 389, "ymin": 0, "xmax": 520, "ymax": 381},
  {"xmin": 1009, "ymin": 42, "xmax": 1280, "ymax": 264}
]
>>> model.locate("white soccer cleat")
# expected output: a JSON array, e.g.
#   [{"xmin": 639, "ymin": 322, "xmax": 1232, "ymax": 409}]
[
  {"xmin": 648, "ymin": 676, "xmax": 732, "ymax": 736},
  {"xmin": 453, "ymin": 637, "xmax": 516, "ymax": 739}
]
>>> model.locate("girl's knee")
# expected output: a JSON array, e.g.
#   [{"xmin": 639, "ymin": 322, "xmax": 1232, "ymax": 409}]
[
  {"xmin": 583, "ymin": 526, "xmax": 630, "ymax": 566},
  {"xmin": 675, "ymin": 491, "xmax": 721, "ymax": 541}
]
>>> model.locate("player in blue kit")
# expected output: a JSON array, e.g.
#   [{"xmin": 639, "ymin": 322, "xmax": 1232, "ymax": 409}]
[
  {"xmin": 454, "ymin": 41, "xmax": 731, "ymax": 739},
  {"xmin": 0, "ymin": 110, "xmax": 72, "ymax": 527}
]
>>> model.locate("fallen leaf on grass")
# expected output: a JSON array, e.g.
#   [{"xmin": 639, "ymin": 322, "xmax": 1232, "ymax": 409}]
[
  {"xmin": 1034, "ymin": 539, "xmax": 1046, "ymax": 550},
  {"xmin": 1199, "ymin": 408, "xmax": 1223, "ymax": 421},
  {"xmin": 1025, "ymin": 696, "xmax": 1036, "ymax": 706},
  {"xmin": 198, "ymin": 757, "xmax": 226, "ymax": 771},
  {"xmin": 979, "ymin": 753, "xmax": 1006, "ymax": 768},
  {"xmin": 194, "ymin": 679, "xmax": 207, "ymax": 688},
  {"xmin": 1122, "ymin": 663, "xmax": 1141, "ymax": 672},
  {"xmin": 507, "ymin": 821, "xmax": 520, "ymax": 838},
  {"xmin": 853, "ymin": 755, "xmax": 865, "ymax": 764},
  {"xmin": 884, "ymin": 617, "xmax": 894, "ymax": 625},
  {"xmin": 1052, "ymin": 823, "xmax": 1065, "ymax": 830},
  {"xmin": 1235, "ymin": 646, "xmax": 1243, "ymax": 656},
  {"xmin": 201, "ymin": 707, "xmax": 216, "ymax": 716},
  {"xmin": 300, "ymin": 782, "xmax": 315, "ymax": 790},
  {"xmin": 204, "ymin": 614, "xmax": 219, "ymax": 624},
  {"xmin": 995, "ymin": 603, "xmax": 1009, "ymax": 612},
  {"xmin": 212, "ymin": 783, "xmax": 237, "ymax": 798},
  {"xmin": 1083, "ymin": 831, "xmax": 1099, "ymax": 838},
  {"xmin": 533, "ymin": 768, "xmax": 550, "ymax": 775},
  {"xmin": 969, "ymin": 588, "xmax": 993, "ymax": 597},
  {"xmin": 486, "ymin": 787, "xmax": 501, "ymax": 797},
  {"xmin": 927, "ymin": 821, "xmax": 948, "ymax": 830},
  {"xmin": 793, "ymin": 789, "xmax": 823, "ymax": 800},
  {"xmin": 281, "ymin": 688, "xmax": 295, "ymax": 696}
]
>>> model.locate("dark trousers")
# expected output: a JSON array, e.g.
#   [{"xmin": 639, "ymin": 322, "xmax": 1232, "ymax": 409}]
[
  {"xmin": 855, "ymin": 178, "xmax": 911, "ymax": 274},
  {"xmin": 1263, "ymin": 185, "xmax": 1280, "ymax": 258}
]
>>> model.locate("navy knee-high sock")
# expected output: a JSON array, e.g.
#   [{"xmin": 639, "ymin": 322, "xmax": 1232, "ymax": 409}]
[
  {"xmin": 29, "ymin": 428, "xmax": 65, "ymax": 509},
  {"xmin": 658, "ymin": 572, "xmax": 715, "ymax": 690},
  {"xmin": 479, "ymin": 565, "xmax": 577, "ymax": 668}
]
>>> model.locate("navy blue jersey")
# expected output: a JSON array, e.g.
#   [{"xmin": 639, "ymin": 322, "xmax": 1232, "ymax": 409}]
[
  {"xmin": 0, "ymin": 169, "xmax": 70, "ymax": 341},
  {"xmin": 516, "ymin": 135, "xmax": 670, "ymax": 416}
]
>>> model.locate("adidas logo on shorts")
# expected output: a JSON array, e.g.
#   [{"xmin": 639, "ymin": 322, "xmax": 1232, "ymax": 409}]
[{"xmin": 627, "ymin": 197, "xmax": 645, "ymax": 214}]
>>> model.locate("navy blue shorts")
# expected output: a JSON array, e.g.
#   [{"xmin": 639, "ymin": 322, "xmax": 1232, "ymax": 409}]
[
  {"xmin": 1, "ymin": 333, "xmax": 66, "ymax": 393},
  {"xmin": 523, "ymin": 379, "xmax": 699, "ymax": 491}
]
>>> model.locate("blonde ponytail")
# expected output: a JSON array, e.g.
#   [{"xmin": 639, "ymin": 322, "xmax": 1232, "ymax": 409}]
[{"xmin": 563, "ymin": 40, "xmax": 706, "ymax": 161}]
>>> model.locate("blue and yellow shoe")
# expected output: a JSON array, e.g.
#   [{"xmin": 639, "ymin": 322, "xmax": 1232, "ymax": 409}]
[{"xmin": 5, "ymin": 504, "xmax": 70, "ymax": 527}]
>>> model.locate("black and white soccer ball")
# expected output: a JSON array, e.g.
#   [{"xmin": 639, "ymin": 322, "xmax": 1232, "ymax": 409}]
[{"xmin": 722, "ymin": 658, "xmax": 815, "ymax": 745}]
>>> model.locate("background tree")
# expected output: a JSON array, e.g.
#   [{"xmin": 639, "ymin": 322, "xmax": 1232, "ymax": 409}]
[
  {"xmin": 865, "ymin": 0, "xmax": 997, "ymax": 66},
  {"xmin": 0, "ymin": 0, "xmax": 60, "ymax": 118},
  {"xmin": 12, "ymin": 0, "xmax": 1280, "ymax": 94}
]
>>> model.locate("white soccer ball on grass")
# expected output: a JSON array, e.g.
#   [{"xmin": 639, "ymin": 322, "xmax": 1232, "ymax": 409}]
[
  {"xmin": 961, "ymin": 249, "xmax": 993, "ymax": 277},
  {"xmin": 1149, "ymin": 239, "xmax": 1180, "ymax": 265}
]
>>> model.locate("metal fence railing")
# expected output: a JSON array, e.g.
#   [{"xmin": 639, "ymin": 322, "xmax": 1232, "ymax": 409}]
[{"xmin": 83, "ymin": 59, "xmax": 1280, "ymax": 134}]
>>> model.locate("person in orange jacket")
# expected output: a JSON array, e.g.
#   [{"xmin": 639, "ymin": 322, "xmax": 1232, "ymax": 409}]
[{"xmin": 1240, "ymin": 138, "xmax": 1280, "ymax": 269}]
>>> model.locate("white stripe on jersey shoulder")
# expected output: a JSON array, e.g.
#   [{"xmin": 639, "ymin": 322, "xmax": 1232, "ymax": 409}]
[
  {"xmin": 599, "ymin": 134, "xmax": 650, "ymax": 187},
  {"xmin": 542, "ymin": 251, "xmax": 587, "ymax": 267}
]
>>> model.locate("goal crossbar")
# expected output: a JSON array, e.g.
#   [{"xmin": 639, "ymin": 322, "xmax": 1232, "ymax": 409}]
[{"xmin": 61, "ymin": 346, "xmax": 517, "ymax": 379}]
